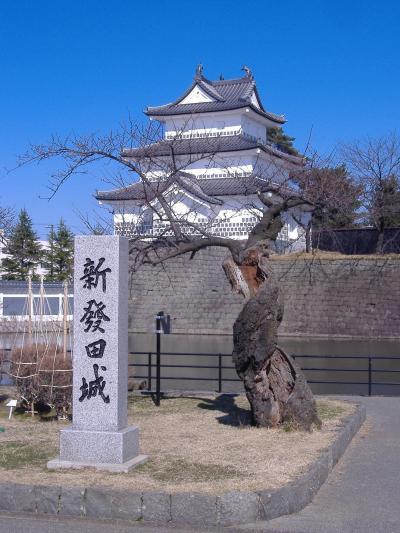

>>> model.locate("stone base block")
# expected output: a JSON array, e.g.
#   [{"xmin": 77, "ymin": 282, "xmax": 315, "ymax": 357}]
[
  {"xmin": 47, "ymin": 454, "xmax": 148, "ymax": 473},
  {"xmin": 47, "ymin": 425, "xmax": 148, "ymax": 472}
]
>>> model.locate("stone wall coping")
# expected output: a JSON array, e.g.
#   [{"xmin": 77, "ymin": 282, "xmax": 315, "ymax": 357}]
[{"xmin": 0, "ymin": 402, "xmax": 366, "ymax": 527}]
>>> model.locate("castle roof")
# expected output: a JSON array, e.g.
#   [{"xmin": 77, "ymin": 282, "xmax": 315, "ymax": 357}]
[
  {"xmin": 121, "ymin": 133, "xmax": 303, "ymax": 164},
  {"xmin": 145, "ymin": 68, "xmax": 286, "ymax": 125},
  {"xmin": 96, "ymin": 172, "xmax": 280, "ymax": 204}
]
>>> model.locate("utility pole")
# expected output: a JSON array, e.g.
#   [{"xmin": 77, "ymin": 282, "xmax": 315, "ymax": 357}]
[{"xmin": 49, "ymin": 224, "xmax": 54, "ymax": 281}]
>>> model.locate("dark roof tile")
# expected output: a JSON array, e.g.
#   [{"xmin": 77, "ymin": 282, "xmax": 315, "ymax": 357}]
[
  {"xmin": 145, "ymin": 74, "xmax": 285, "ymax": 124},
  {"xmin": 121, "ymin": 134, "xmax": 303, "ymax": 164},
  {"xmin": 96, "ymin": 172, "xmax": 223, "ymax": 205},
  {"xmin": 96, "ymin": 174, "xmax": 277, "ymax": 203},
  {"xmin": 122, "ymin": 134, "xmax": 258, "ymax": 157}
]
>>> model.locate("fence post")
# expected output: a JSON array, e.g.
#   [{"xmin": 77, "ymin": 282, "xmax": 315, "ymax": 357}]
[
  {"xmin": 218, "ymin": 354, "xmax": 222, "ymax": 394},
  {"xmin": 147, "ymin": 352, "xmax": 152, "ymax": 391},
  {"xmin": 368, "ymin": 357, "xmax": 372, "ymax": 396},
  {"xmin": 156, "ymin": 315, "xmax": 161, "ymax": 406}
]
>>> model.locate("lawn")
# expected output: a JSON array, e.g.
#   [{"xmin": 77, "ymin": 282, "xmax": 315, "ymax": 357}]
[{"xmin": 0, "ymin": 390, "xmax": 353, "ymax": 494}]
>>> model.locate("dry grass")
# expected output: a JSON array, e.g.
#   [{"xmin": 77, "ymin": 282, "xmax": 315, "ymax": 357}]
[{"xmin": 0, "ymin": 392, "xmax": 355, "ymax": 494}]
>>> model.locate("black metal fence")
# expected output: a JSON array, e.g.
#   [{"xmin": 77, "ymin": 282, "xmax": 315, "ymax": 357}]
[
  {"xmin": 129, "ymin": 351, "xmax": 400, "ymax": 397},
  {"xmin": 313, "ymin": 227, "xmax": 400, "ymax": 255},
  {"xmin": 2, "ymin": 348, "xmax": 400, "ymax": 397}
]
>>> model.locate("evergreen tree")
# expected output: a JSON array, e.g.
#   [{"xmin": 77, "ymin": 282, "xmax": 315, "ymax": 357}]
[
  {"xmin": 45, "ymin": 219, "xmax": 74, "ymax": 281},
  {"xmin": 2, "ymin": 209, "xmax": 42, "ymax": 280},
  {"xmin": 267, "ymin": 127, "xmax": 300, "ymax": 156}
]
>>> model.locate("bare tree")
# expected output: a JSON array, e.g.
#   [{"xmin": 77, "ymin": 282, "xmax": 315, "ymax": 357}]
[
  {"xmin": 293, "ymin": 163, "xmax": 362, "ymax": 252},
  {"xmin": 18, "ymin": 119, "xmax": 322, "ymax": 429},
  {"xmin": 0, "ymin": 203, "xmax": 15, "ymax": 245},
  {"xmin": 340, "ymin": 132, "xmax": 400, "ymax": 253}
]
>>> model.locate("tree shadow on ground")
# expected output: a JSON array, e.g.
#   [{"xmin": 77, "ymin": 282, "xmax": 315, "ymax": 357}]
[{"xmin": 196, "ymin": 394, "xmax": 253, "ymax": 427}]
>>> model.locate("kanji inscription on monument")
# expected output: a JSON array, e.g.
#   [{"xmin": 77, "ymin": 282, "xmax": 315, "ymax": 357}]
[{"xmin": 48, "ymin": 235, "xmax": 147, "ymax": 472}]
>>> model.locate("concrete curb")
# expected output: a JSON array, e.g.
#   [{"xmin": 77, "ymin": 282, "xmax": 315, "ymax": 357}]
[{"xmin": 0, "ymin": 402, "xmax": 366, "ymax": 528}]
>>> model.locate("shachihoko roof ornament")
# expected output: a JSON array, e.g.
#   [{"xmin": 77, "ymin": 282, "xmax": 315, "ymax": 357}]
[{"xmin": 241, "ymin": 65, "xmax": 253, "ymax": 80}]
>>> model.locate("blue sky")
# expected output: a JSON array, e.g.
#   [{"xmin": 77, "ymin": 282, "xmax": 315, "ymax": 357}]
[{"xmin": 1, "ymin": 0, "xmax": 399, "ymax": 237}]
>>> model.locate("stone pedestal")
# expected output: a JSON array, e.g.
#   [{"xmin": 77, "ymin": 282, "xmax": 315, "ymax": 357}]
[
  {"xmin": 48, "ymin": 236, "xmax": 147, "ymax": 472},
  {"xmin": 47, "ymin": 426, "xmax": 147, "ymax": 472}
]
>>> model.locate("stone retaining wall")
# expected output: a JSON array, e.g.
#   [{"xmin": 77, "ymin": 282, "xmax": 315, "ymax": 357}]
[{"xmin": 129, "ymin": 251, "xmax": 400, "ymax": 338}]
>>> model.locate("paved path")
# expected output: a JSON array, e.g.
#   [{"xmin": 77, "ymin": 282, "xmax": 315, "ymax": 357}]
[
  {"xmin": 0, "ymin": 513, "xmax": 202, "ymax": 533},
  {"xmin": 1, "ymin": 396, "xmax": 399, "ymax": 533},
  {"xmin": 234, "ymin": 396, "xmax": 400, "ymax": 533}
]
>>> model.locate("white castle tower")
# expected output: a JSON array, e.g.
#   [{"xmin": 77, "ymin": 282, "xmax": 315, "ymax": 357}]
[{"xmin": 96, "ymin": 65, "xmax": 305, "ymax": 249}]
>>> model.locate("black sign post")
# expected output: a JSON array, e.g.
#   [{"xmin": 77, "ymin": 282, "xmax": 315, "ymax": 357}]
[{"xmin": 154, "ymin": 311, "xmax": 171, "ymax": 406}]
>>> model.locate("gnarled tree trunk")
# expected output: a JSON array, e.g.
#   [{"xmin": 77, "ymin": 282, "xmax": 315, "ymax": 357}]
[{"xmin": 224, "ymin": 250, "xmax": 320, "ymax": 430}]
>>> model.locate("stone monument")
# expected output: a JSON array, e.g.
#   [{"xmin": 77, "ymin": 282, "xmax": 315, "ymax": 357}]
[{"xmin": 48, "ymin": 235, "xmax": 147, "ymax": 472}]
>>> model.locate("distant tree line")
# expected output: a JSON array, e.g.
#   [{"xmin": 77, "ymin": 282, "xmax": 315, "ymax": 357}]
[
  {"xmin": 269, "ymin": 129, "xmax": 400, "ymax": 253},
  {"xmin": 338, "ymin": 133, "xmax": 400, "ymax": 253},
  {"xmin": 0, "ymin": 209, "xmax": 74, "ymax": 281}
]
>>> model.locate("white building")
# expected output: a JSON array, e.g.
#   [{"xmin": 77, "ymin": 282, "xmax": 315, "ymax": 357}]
[{"xmin": 96, "ymin": 66, "xmax": 305, "ymax": 249}]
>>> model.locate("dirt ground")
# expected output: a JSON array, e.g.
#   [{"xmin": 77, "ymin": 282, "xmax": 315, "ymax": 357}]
[{"xmin": 0, "ymin": 391, "xmax": 354, "ymax": 494}]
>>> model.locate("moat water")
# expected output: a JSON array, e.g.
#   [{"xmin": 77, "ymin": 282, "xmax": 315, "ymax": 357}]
[
  {"xmin": 128, "ymin": 334, "xmax": 400, "ymax": 396},
  {"xmin": 1, "ymin": 333, "xmax": 400, "ymax": 395}
]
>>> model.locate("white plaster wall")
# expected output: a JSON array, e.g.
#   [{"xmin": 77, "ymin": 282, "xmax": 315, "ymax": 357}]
[
  {"xmin": 178, "ymin": 155, "xmax": 254, "ymax": 178},
  {"xmin": 144, "ymin": 169, "xmax": 168, "ymax": 181},
  {"xmin": 241, "ymin": 115, "xmax": 266, "ymax": 142},
  {"xmin": 164, "ymin": 113, "xmax": 241, "ymax": 136},
  {"xmin": 179, "ymin": 85, "xmax": 214, "ymax": 104},
  {"xmin": 112, "ymin": 199, "xmax": 306, "ymax": 247},
  {"xmin": 164, "ymin": 108, "xmax": 273, "ymax": 144},
  {"xmin": 253, "ymin": 153, "xmax": 292, "ymax": 183},
  {"xmin": 172, "ymin": 152, "xmax": 257, "ymax": 176},
  {"xmin": 139, "ymin": 150, "xmax": 292, "ymax": 183},
  {"xmin": 114, "ymin": 213, "xmax": 137, "ymax": 223},
  {"xmin": 112, "ymin": 200, "xmax": 143, "ymax": 217},
  {"xmin": 158, "ymin": 107, "xmax": 278, "ymax": 139}
]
